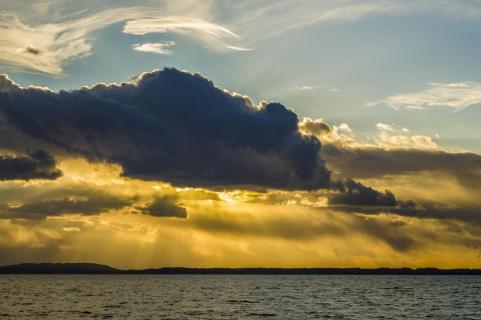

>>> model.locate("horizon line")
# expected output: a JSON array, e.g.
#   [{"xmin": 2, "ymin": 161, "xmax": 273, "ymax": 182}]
[{"xmin": 2, "ymin": 263, "xmax": 481, "ymax": 275}]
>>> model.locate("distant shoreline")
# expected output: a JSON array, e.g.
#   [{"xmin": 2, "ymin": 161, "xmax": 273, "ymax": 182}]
[{"xmin": 1, "ymin": 263, "xmax": 481, "ymax": 275}]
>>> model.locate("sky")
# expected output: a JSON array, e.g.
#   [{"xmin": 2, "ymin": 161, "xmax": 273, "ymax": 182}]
[{"xmin": 0, "ymin": 0, "xmax": 480, "ymax": 269}]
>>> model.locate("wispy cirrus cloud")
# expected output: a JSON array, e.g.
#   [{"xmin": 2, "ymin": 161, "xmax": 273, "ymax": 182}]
[
  {"xmin": 124, "ymin": 17, "xmax": 252, "ymax": 53},
  {"xmin": 296, "ymin": 85, "xmax": 317, "ymax": 91},
  {"xmin": 0, "ymin": 7, "xmax": 247, "ymax": 75},
  {"xmin": 367, "ymin": 82, "xmax": 481, "ymax": 111},
  {"xmin": 293, "ymin": 85, "xmax": 340, "ymax": 92},
  {"xmin": 224, "ymin": 0, "xmax": 447, "ymax": 48},
  {"xmin": 224, "ymin": 45, "xmax": 255, "ymax": 52},
  {"xmin": 3, "ymin": 0, "xmax": 481, "ymax": 75},
  {"xmin": 124, "ymin": 16, "xmax": 237, "ymax": 39},
  {"xmin": 226, "ymin": 0, "xmax": 481, "ymax": 45}
]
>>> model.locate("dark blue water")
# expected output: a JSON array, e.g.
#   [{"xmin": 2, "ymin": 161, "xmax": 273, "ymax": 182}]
[{"xmin": 1, "ymin": 275, "xmax": 480, "ymax": 319}]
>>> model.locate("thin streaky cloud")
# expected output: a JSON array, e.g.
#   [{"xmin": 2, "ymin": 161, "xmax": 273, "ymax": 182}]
[
  {"xmin": 226, "ymin": 0, "xmax": 415, "ymax": 45},
  {"xmin": 222, "ymin": 0, "xmax": 481, "ymax": 50},
  {"xmin": 296, "ymin": 85, "xmax": 317, "ymax": 90},
  {"xmin": 4, "ymin": 1, "xmax": 481, "ymax": 75},
  {"xmin": 367, "ymin": 82, "xmax": 481, "ymax": 111},
  {"xmin": 293, "ymin": 85, "xmax": 339, "ymax": 92},
  {"xmin": 123, "ymin": 17, "xmax": 239, "ymax": 38},
  {"xmin": 224, "ymin": 45, "xmax": 255, "ymax": 52},
  {"xmin": 0, "ymin": 8, "xmax": 246, "ymax": 75},
  {"xmin": 124, "ymin": 17, "xmax": 249, "ymax": 53}
]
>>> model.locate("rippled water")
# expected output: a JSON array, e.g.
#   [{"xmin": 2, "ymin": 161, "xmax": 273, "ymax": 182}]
[{"xmin": 1, "ymin": 275, "xmax": 481, "ymax": 319}]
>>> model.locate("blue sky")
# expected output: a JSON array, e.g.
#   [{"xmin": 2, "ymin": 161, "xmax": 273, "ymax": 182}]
[{"xmin": 2, "ymin": 0, "xmax": 481, "ymax": 152}]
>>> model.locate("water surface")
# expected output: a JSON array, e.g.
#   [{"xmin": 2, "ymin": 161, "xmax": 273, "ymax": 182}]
[{"xmin": 1, "ymin": 275, "xmax": 480, "ymax": 319}]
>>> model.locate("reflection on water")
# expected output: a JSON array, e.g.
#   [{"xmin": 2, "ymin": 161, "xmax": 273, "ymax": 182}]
[{"xmin": 1, "ymin": 275, "xmax": 480, "ymax": 319}]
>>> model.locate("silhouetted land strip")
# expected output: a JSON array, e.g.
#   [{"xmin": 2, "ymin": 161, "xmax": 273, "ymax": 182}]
[{"xmin": 1, "ymin": 263, "xmax": 481, "ymax": 275}]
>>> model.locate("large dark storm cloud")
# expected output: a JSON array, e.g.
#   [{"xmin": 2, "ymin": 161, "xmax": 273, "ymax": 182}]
[
  {"xmin": 0, "ymin": 150, "xmax": 61, "ymax": 181},
  {"xmin": 0, "ymin": 69, "xmax": 331, "ymax": 190}
]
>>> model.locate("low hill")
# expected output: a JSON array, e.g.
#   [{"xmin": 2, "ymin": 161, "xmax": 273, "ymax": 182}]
[
  {"xmin": 1, "ymin": 264, "xmax": 481, "ymax": 275},
  {"xmin": 0, "ymin": 263, "xmax": 120, "ymax": 274}
]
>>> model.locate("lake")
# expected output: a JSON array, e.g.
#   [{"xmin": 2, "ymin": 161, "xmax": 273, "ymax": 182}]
[{"xmin": 1, "ymin": 275, "xmax": 480, "ymax": 319}]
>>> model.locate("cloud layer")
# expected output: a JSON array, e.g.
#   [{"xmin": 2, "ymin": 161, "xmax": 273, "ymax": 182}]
[
  {"xmin": 0, "ymin": 64, "xmax": 479, "ymax": 267},
  {"xmin": 3, "ymin": 68, "xmax": 479, "ymax": 222},
  {"xmin": 0, "ymin": 68, "xmax": 429, "ymax": 220}
]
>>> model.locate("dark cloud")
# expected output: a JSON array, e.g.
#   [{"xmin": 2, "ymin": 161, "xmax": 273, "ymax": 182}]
[
  {"xmin": 0, "ymin": 192, "xmax": 131, "ymax": 220},
  {"xmin": 330, "ymin": 178, "xmax": 398, "ymax": 207},
  {"xmin": 341, "ymin": 203, "xmax": 481, "ymax": 227},
  {"xmin": 0, "ymin": 150, "xmax": 62, "ymax": 181},
  {"xmin": 0, "ymin": 68, "xmax": 331, "ymax": 190},
  {"xmin": 140, "ymin": 196, "xmax": 187, "ymax": 219},
  {"xmin": 322, "ymin": 145, "xmax": 481, "ymax": 187},
  {"xmin": 24, "ymin": 46, "xmax": 41, "ymax": 55},
  {"xmin": 321, "ymin": 147, "xmax": 481, "ymax": 223}
]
